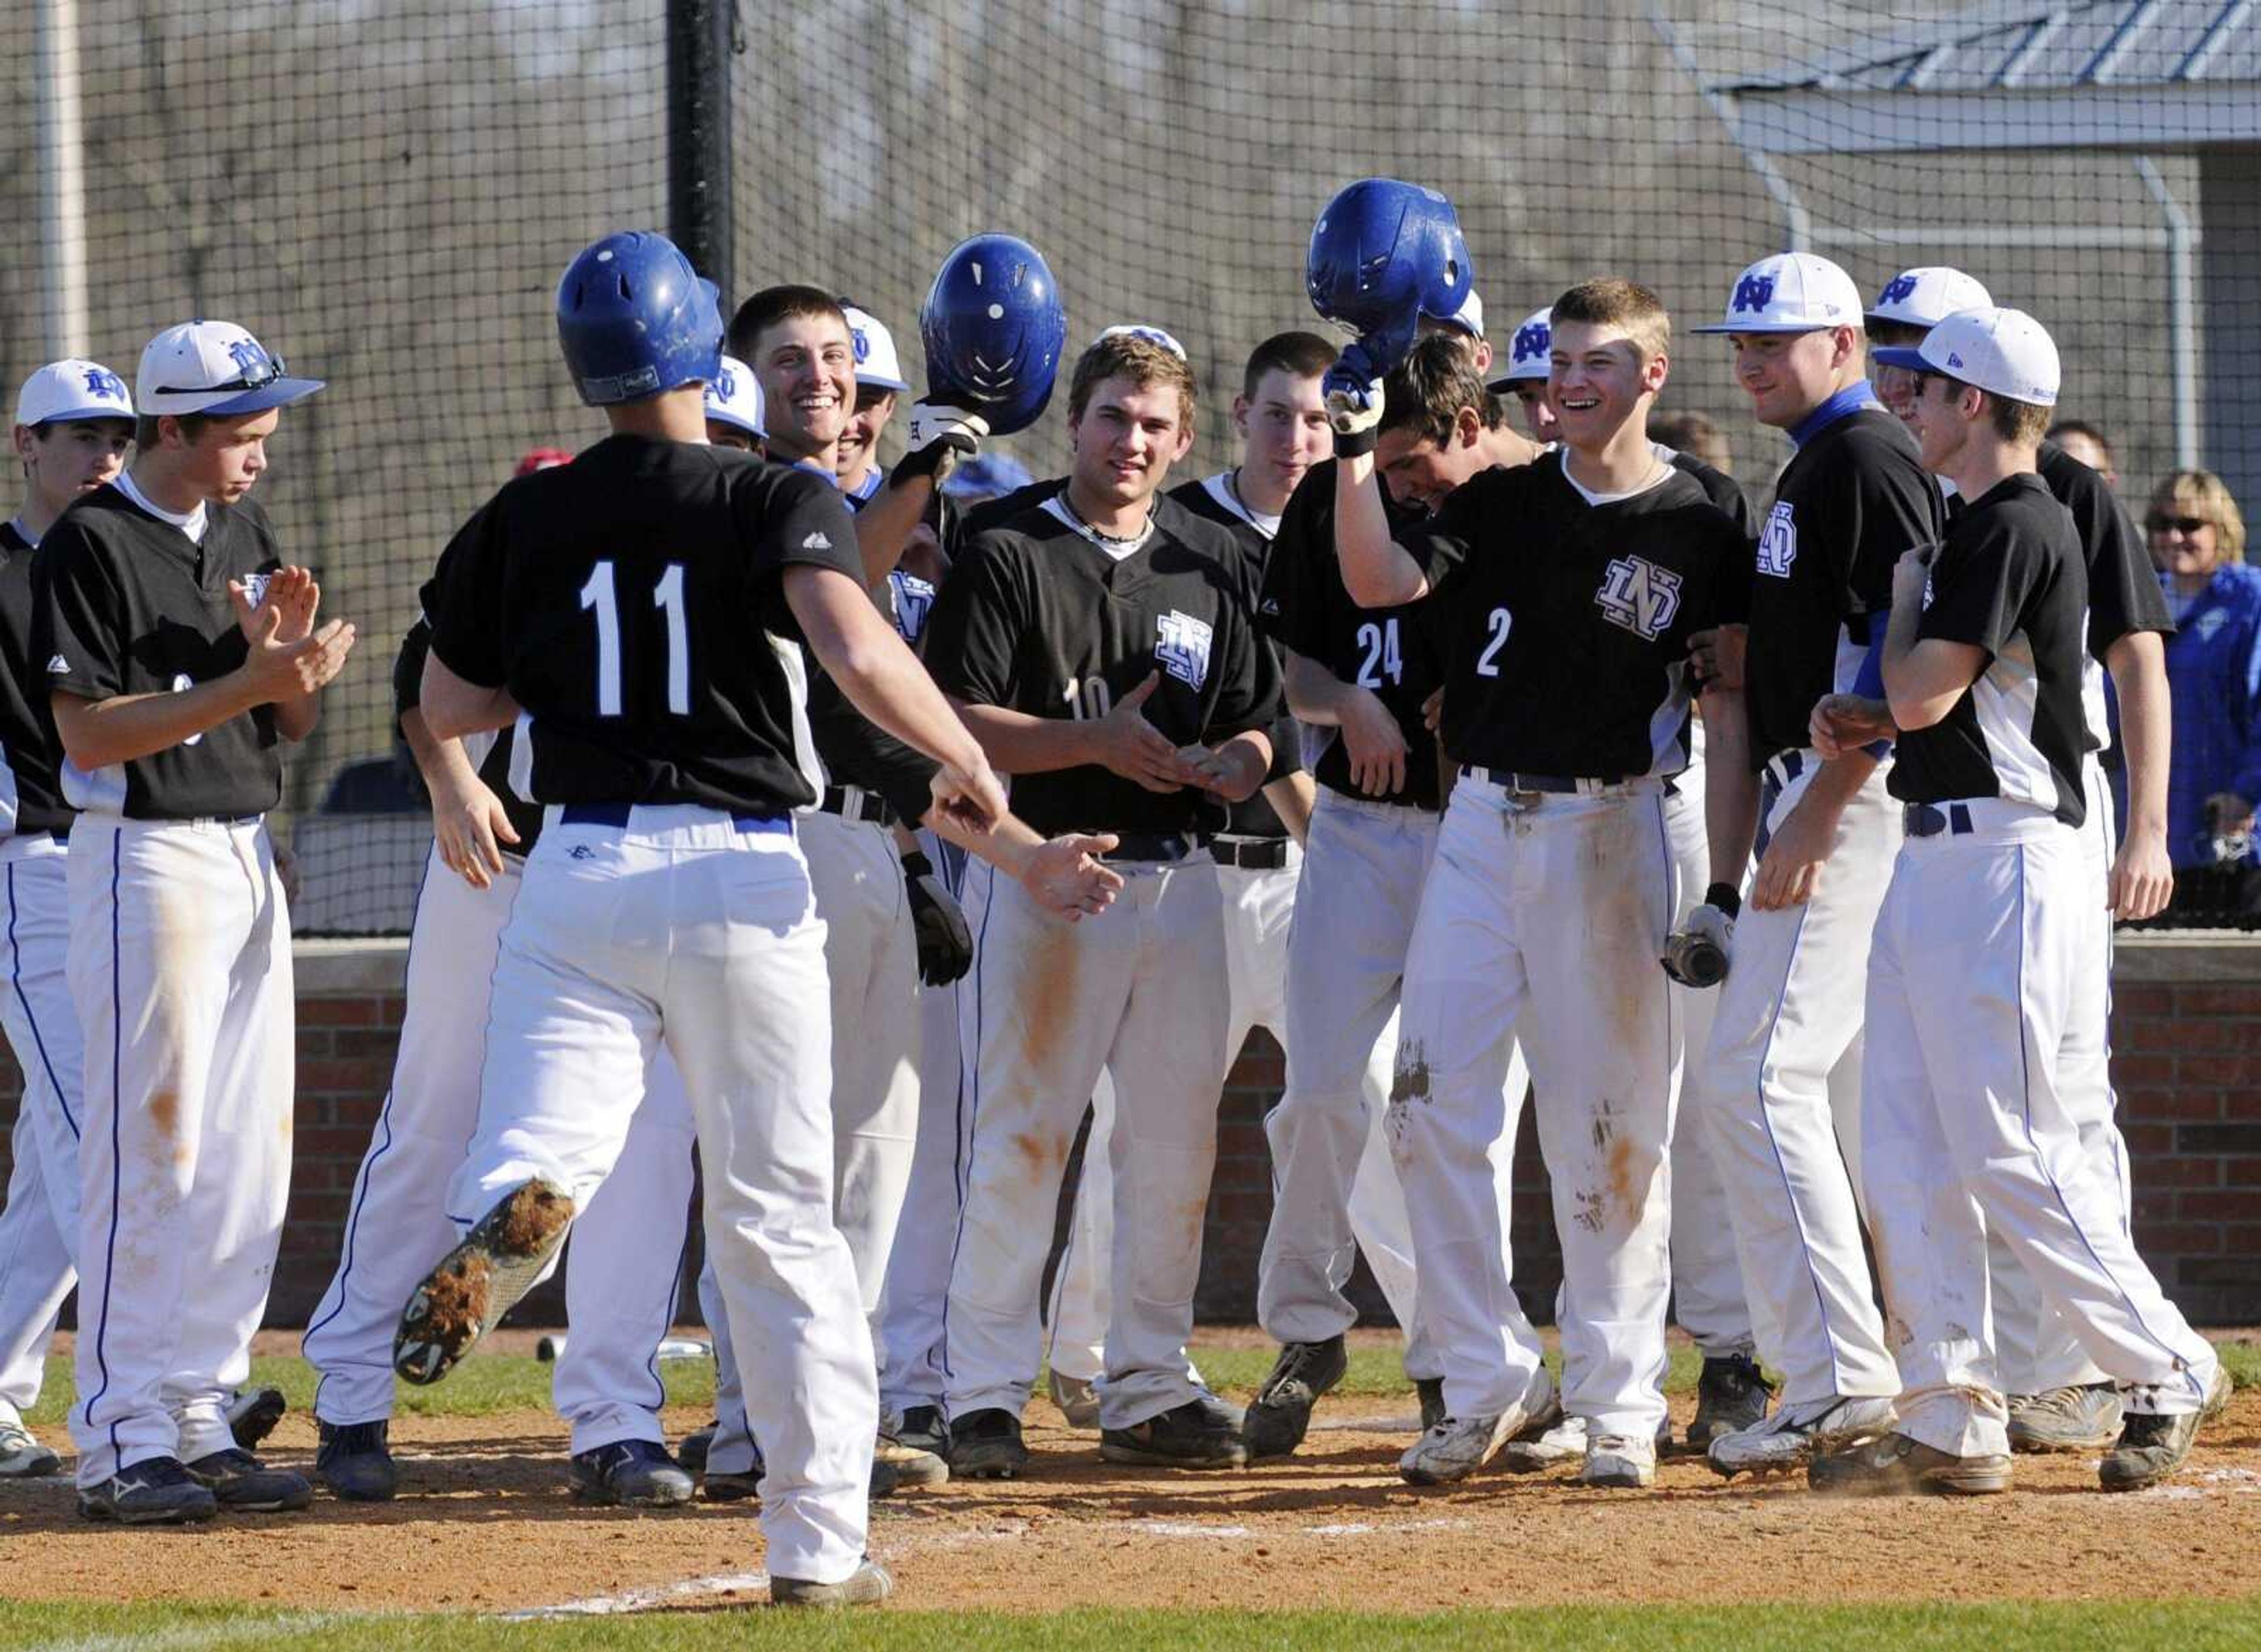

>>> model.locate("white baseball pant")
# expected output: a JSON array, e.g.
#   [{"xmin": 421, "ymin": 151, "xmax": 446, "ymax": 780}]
[
  {"xmin": 876, "ymin": 832, "xmax": 970, "ymax": 1419},
  {"xmin": 303, "ymin": 842, "xmax": 699, "ymax": 1454},
  {"xmin": 1863, "ymin": 804, "xmax": 2216, "ymax": 1459},
  {"xmin": 705, "ymin": 807, "xmax": 919, "ymax": 1475},
  {"xmin": 445, "ymin": 807, "xmax": 869, "ymax": 1586},
  {"xmin": 1393, "ymin": 776, "xmax": 1677, "ymax": 1441},
  {"xmin": 1696, "ymin": 754, "xmax": 1899, "ymax": 1408},
  {"xmin": 68, "ymin": 817, "xmax": 293, "ymax": 1487},
  {"xmin": 1660, "ymin": 760, "xmax": 1758, "ymax": 1361},
  {"xmin": 1991, "ymin": 757, "xmax": 2134, "ymax": 1395},
  {"xmin": 0, "ymin": 840, "xmax": 82, "ymax": 1425},
  {"xmin": 943, "ymin": 852, "xmax": 1228, "ymax": 1429}
]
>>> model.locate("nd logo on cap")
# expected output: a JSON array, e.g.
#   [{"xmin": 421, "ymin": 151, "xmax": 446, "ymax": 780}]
[{"xmin": 1692, "ymin": 253, "xmax": 1864, "ymax": 334}]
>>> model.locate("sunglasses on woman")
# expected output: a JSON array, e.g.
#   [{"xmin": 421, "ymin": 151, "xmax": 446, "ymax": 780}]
[{"xmin": 2147, "ymin": 515, "xmax": 2210, "ymax": 536}]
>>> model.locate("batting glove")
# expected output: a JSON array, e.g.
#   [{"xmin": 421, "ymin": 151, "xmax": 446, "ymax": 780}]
[
  {"xmin": 1660, "ymin": 884, "xmax": 1738, "ymax": 988},
  {"xmin": 893, "ymin": 402, "xmax": 989, "ymax": 485},
  {"xmin": 1323, "ymin": 336, "xmax": 1394, "ymax": 456},
  {"xmin": 903, "ymin": 851, "xmax": 974, "ymax": 986}
]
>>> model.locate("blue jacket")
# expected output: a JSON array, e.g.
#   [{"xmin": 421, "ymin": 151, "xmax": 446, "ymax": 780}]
[{"xmin": 2162, "ymin": 561, "xmax": 2261, "ymax": 868}]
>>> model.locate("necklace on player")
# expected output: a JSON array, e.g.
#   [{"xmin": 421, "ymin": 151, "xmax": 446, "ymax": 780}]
[{"xmin": 1060, "ymin": 490, "xmax": 1153, "ymax": 552}]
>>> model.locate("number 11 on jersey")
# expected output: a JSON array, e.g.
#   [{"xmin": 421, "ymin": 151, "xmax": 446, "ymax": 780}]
[{"xmin": 581, "ymin": 560, "xmax": 691, "ymax": 716}]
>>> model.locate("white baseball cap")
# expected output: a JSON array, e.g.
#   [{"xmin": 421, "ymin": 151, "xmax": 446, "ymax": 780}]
[
  {"xmin": 840, "ymin": 303, "xmax": 909, "ymax": 394},
  {"xmin": 1444, "ymin": 289, "xmax": 1485, "ymax": 340},
  {"xmin": 1691, "ymin": 252, "xmax": 1865, "ymax": 335},
  {"xmin": 1872, "ymin": 306, "xmax": 2060, "ymax": 407},
  {"xmin": 1095, "ymin": 323, "xmax": 1188, "ymax": 360},
  {"xmin": 135, "ymin": 320, "xmax": 323, "ymax": 416},
  {"xmin": 15, "ymin": 359, "xmax": 135, "ymax": 428},
  {"xmin": 1866, "ymin": 266, "xmax": 1994, "ymax": 331},
  {"xmin": 1493, "ymin": 307, "xmax": 1554, "ymax": 386},
  {"xmin": 704, "ymin": 354, "xmax": 766, "ymax": 437}
]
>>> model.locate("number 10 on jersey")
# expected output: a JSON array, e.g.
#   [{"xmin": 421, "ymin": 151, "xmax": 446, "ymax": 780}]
[{"xmin": 581, "ymin": 560, "xmax": 690, "ymax": 716}]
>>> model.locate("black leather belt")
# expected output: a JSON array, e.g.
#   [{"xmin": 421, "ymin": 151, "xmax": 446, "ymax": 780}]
[
  {"xmin": 1103, "ymin": 831, "xmax": 1206, "ymax": 863},
  {"xmin": 1211, "ymin": 835, "xmax": 1292, "ymax": 871},
  {"xmin": 820, "ymin": 785, "xmax": 897, "ymax": 828},
  {"xmin": 1903, "ymin": 802, "xmax": 1973, "ymax": 839}
]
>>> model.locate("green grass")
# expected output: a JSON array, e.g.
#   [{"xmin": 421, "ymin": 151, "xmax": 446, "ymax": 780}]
[
  {"xmin": 24, "ymin": 1335, "xmax": 2256, "ymax": 1429},
  {"xmin": 1, "ymin": 1601, "xmax": 2259, "ymax": 1652}
]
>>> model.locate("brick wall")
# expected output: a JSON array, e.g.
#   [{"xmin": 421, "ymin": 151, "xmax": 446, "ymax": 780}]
[{"xmin": 2, "ymin": 936, "xmax": 2256, "ymax": 1331}]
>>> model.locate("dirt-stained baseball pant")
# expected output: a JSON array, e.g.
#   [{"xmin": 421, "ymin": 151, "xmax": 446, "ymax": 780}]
[
  {"xmin": 705, "ymin": 807, "xmax": 919, "ymax": 1477},
  {"xmin": 67, "ymin": 818, "xmax": 293, "ymax": 1488},
  {"xmin": 876, "ymin": 832, "xmax": 968, "ymax": 1419},
  {"xmin": 1863, "ymin": 804, "xmax": 2217, "ymax": 1458},
  {"xmin": 303, "ymin": 842, "xmax": 699, "ymax": 1457},
  {"xmin": 0, "ymin": 840, "xmax": 82, "ymax": 1425},
  {"xmin": 943, "ymin": 852, "xmax": 1228, "ymax": 1430},
  {"xmin": 1393, "ymin": 776, "xmax": 1677, "ymax": 1441},
  {"xmin": 1696, "ymin": 754, "xmax": 1900, "ymax": 1409},
  {"xmin": 1990, "ymin": 756, "xmax": 2133, "ymax": 1395},
  {"xmin": 445, "ymin": 806, "xmax": 868, "ymax": 1584},
  {"xmin": 1660, "ymin": 744, "xmax": 1759, "ymax": 1362}
]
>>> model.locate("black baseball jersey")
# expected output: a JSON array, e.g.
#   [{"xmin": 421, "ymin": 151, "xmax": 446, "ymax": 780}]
[
  {"xmin": 0, "ymin": 523, "xmax": 71, "ymax": 835},
  {"xmin": 34, "ymin": 486, "xmax": 287, "ymax": 820},
  {"xmin": 2036, "ymin": 438, "xmax": 2170, "ymax": 659},
  {"xmin": 394, "ymin": 611, "xmax": 547, "ymax": 856},
  {"xmin": 1262, "ymin": 457, "xmax": 1448, "ymax": 810},
  {"xmin": 1743, "ymin": 407, "xmax": 1943, "ymax": 768},
  {"xmin": 1403, "ymin": 452, "xmax": 1749, "ymax": 778},
  {"xmin": 1667, "ymin": 449, "xmax": 1758, "ymax": 543},
  {"xmin": 1889, "ymin": 473, "xmax": 2089, "ymax": 827},
  {"xmin": 1168, "ymin": 472, "xmax": 1300, "ymax": 841},
  {"xmin": 923, "ymin": 489, "xmax": 1280, "ymax": 837},
  {"xmin": 427, "ymin": 433, "xmax": 861, "ymax": 816}
]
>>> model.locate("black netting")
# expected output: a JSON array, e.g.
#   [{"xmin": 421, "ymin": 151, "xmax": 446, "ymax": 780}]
[{"xmin": 5, "ymin": 1, "xmax": 2257, "ymax": 927}]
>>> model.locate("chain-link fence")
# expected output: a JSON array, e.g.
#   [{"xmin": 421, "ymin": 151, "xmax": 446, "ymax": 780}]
[{"xmin": 6, "ymin": 1, "xmax": 2256, "ymax": 927}]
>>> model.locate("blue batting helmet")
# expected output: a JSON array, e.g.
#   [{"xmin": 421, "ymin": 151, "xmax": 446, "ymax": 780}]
[
  {"xmin": 1306, "ymin": 180, "xmax": 1475, "ymax": 371},
  {"xmin": 555, "ymin": 231, "xmax": 724, "ymax": 407},
  {"xmin": 919, "ymin": 234, "xmax": 1066, "ymax": 436}
]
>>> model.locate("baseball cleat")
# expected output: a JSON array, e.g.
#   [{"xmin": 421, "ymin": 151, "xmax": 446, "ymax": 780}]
[
  {"xmin": 1501, "ymin": 1413, "xmax": 1587, "ymax": 1473},
  {"xmin": 184, "ymin": 1448, "xmax": 316, "ymax": 1512},
  {"xmin": 894, "ymin": 1405, "xmax": 950, "ymax": 1462},
  {"xmin": 1580, "ymin": 1432, "xmax": 1657, "ymax": 1489},
  {"xmin": 224, "ymin": 1385, "xmax": 288, "ymax": 1451},
  {"xmin": 1808, "ymin": 1432, "xmax": 2010, "ymax": 1497},
  {"xmin": 0, "ymin": 1418, "xmax": 62, "ymax": 1479},
  {"xmin": 771, "ymin": 1556, "xmax": 894, "ymax": 1607},
  {"xmin": 1100, "ymin": 1392, "xmax": 1249, "ymax": 1471},
  {"xmin": 78, "ymin": 1457, "xmax": 218, "ymax": 1525},
  {"xmin": 946, "ymin": 1408, "xmax": 1029, "ymax": 1479},
  {"xmin": 393, "ymin": 1177, "xmax": 576, "ymax": 1386},
  {"xmin": 875, "ymin": 1428, "xmax": 949, "ymax": 1488},
  {"xmin": 1243, "ymin": 1334, "xmax": 1348, "ymax": 1460},
  {"xmin": 571, "ymin": 1439, "xmax": 695, "ymax": 1508},
  {"xmin": 1399, "ymin": 1368, "xmax": 1559, "ymax": 1486},
  {"xmin": 2100, "ymin": 1409, "xmax": 2202, "ymax": 1492},
  {"xmin": 1047, "ymin": 1369, "xmax": 1101, "ymax": 1429},
  {"xmin": 1685, "ymin": 1354, "xmax": 1773, "ymax": 1452},
  {"xmin": 2008, "ymin": 1382, "xmax": 2122, "ymax": 1454},
  {"xmin": 316, "ymin": 1419, "xmax": 397, "ymax": 1502},
  {"xmin": 1705, "ymin": 1392, "xmax": 1896, "ymax": 1479},
  {"xmin": 1414, "ymin": 1376, "xmax": 1447, "ymax": 1433},
  {"xmin": 676, "ymin": 1420, "xmax": 717, "ymax": 1474}
]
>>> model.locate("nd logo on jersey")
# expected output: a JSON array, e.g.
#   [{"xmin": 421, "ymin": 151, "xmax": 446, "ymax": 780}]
[
  {"xmin": 1757, "ymin": 501, "xmax": 1797, "ymax": 577},
  {"xmin": 1155, "ymin": 610, "xmax": 1213, "ymax": 691},
  {"xmin": 1596, "ymin": 556, "xmax": 1682, "ymax": 641}
]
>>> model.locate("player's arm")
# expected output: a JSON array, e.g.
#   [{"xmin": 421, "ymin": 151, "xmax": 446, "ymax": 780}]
[
  {"xmin": 1880, "ymin": 548, "xmax": 1987, "ymax": 729},
  {"xmin": 419, "ymin": 651, "xmax": 520, "ymax": 742},
  {"xmin": 1699, "ymin": 684, "xmax": 1759, "ymax": 892},
  {"xmin": 783, "ymin": 562, "xmax": 1002, "ymax": 830},
  {"xmin": 1332, "ymin": 454, "xmax": 1430, "ymax": 607},
  {"xmin": 1284, "ymin": 647, "xmax": 1408, "ymax": 798},
  {"xmin": 950, "ymin": 679, "xmax": 1201, "ymax": 791},
  {"xmin": 2102, "ymin": 629, "xmax": 2172, "ymax": 920},
  {"xmin": 1176, "ymin": 728, "xmax": 1271, "ymax": 803},
  {"xmin": 924, "ymin": 808, "xmax": 1125, "ymax": 920},
  {"xmin": 1263, "ymin": 770, "xmax": 1315, "ymax": 844}
]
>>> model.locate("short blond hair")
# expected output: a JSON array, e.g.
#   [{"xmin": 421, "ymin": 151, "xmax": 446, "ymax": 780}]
[
  {"xmin": 1067, "ymin": 333, "xmax": 1195, "ymax": 432},
  {"xmin": 1551, "ymin": 278, "xmax": 1670, "ymax": 364},
  {"xmin": 2152, "ymin": 469, "xmax": 2247, "ymax": 563}
]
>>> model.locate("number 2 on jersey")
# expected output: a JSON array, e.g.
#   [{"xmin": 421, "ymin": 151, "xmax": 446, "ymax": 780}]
[
  {"xmin": 580, "ymin": 560, "xmax": 690, "ymax": 717},
  {"xmin": 1474, "ymin": 608, "xmax": 1511, "ymax": 677},
  {"xmin": 1354, "ymin": 618, "xmax": 1402, "ymax": 687}
]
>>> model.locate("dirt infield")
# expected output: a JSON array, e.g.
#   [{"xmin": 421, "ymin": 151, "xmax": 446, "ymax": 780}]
[{"xmin": 4, "ymin": 1336, "xmax": 2258, "ymax": 1616}]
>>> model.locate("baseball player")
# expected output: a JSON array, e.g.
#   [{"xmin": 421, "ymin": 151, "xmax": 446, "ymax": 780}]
[
  {"xmin": 1676, "ymin": 254, "xmax": 1944, "ymax": 1481},
  {"xmin": 1490, "ymin": 307, "xmax": 1562, "ymax": 444},
  {"xmin": 0, "ymin": 361, "xmax": 132, "ymax": 1480},
  {"xmin": 38, "ymin": 320, "xmax": 352, "ymax": 1524},
  {"xmin": 1856, "ymin": 266, "xmax": 2177, "ymax": 1456},
  {"xmin": 1814, "ymin": 307, "xmax": 2223, "ymax": 1495},
  {"xmin": 923, "ymin": 329, "xmax": 1280, "ymax": 1477},
  {"xmin": 704, "ymin": 355, "xmax": 765, "ymax": 456},
  {"xmin": 836, "ymin": 303, "xmax": 910, "ymax": 506},
  {"xmin": 302, "ymin": 457, "xmax": 712, "ymax": 1509},
  {"xmin": 1331, "ymin": 278, "xmax": 1755, "ymax": 1490}
]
